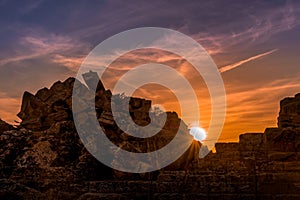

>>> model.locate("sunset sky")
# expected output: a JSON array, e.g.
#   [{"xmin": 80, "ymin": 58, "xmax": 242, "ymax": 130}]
[{"xmin": 1, "ymin": 0, "xmax": 300, "ymax": 142}]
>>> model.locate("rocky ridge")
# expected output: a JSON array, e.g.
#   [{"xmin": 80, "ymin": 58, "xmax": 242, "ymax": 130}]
[{"xmin": 0, "ymin": 72, "xmax": 299, "ymax": 199}]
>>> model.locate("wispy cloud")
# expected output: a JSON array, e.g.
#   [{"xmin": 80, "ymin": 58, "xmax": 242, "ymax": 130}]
[
  {"xmin": 64, "ymin": 1, "xmax": 300, "ymax": 58},
  {"xmin": 51, "ymin": 54, "xmax": 84, "ymax": 72},
  {"xmin": 219, "ymin": 49, "xmax": 278, "ymax": 73},
  {"xmin": 0, "ymin": 33, "xmax": 90, "ymax": 70},
  {"xmin": 218, "ymin": 77, "xmax": 300, "ymax": 140},
  {"xmin": 19, "ymin": 0, "xmax": 44, "ymax": 14},
  {"xmin": 186, "ymin": 2, "xmax": 300, "ymax": 57},
  {"xmin": 0, "ymin": 0, "xmax": 300, "ymax": 143}
]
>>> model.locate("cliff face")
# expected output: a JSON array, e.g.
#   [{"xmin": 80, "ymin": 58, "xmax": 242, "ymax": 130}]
[{"xmin": 0, "ymin": 74, "xmax": 299, "ymax": 199}]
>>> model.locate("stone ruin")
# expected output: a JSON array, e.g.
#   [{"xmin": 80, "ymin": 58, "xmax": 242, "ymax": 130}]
[
  {"xmin": 0, "ymin": 72, "xmax": 299, "ymax": 199},
  {"xmin": 278, "ymin": 93, "xmax": 300, "ymax": 128}
]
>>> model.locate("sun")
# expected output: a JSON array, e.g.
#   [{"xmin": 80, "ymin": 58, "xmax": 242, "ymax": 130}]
[{"xmin": 189, "ymin": 126, "xmax": 207, "ymax": 142}]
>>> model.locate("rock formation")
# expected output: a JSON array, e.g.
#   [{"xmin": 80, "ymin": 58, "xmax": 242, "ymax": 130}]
[
  {"xmin": 278, "ymin": 93, "xmax": 300, "ymax": 128},
  {"xmin": 0, "ymin": 119, "xmax": 14, "ymax": 132},
  {"xmin": 0, "ymin": 73, "xmax": 299, "ymax": 199}
]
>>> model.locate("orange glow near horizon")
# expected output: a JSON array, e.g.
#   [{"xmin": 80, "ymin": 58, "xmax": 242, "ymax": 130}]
[
  {"xmin": 101, "ymin": 48, "xmax": 286, "ymax": 142},
  {"xmin": 1, "ymin": 48, "xmax": 300, "ymax": 143}
]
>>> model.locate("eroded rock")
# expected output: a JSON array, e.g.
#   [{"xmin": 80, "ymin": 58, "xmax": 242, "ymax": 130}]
[{"xmin": 1, "ymin": 75, "xmax": 300, "ymax": 199}]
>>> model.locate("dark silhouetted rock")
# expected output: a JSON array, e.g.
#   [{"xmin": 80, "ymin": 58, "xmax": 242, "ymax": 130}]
[
  {"xmin": 82, "ymin": 70, "xmax": 105, "ymax": 92},
  {"xmin": 0, "ymin": 119, "xmax": 14, "ymax": 132},
  {"xmin": 17, "ymin": 91, "xmax": 51, "ymax": 130},
  {"xmin": 1, "ymin": 75, "xmax": 300, "ymax": 199},
  {"xmin": 278, "ymin": 93, "xmax": 300, "ymax": 128}
]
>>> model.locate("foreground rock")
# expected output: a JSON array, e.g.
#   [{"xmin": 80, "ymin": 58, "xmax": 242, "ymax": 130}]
[
  {"xmin": 0, "ymin": 118, "xmax": 14, "ymax": 132},
  {"xmin": 0, "ymin": 73, "xmax": 300, "ymax": 199}
]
